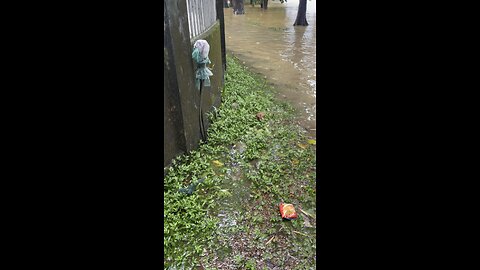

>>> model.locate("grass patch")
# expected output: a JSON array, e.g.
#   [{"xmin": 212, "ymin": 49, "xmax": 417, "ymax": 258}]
[{"xmin": 164, "ymin": 55, "xmax": 316, "ymax": 269}]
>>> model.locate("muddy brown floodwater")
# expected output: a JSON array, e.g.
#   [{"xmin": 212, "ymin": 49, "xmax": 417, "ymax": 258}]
[{"xmin": 224, "ymin": 0, "xmax": 316, "ymax": 137}]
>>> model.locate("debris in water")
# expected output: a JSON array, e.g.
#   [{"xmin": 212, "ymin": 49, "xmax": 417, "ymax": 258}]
[
  {"xmin": 212, "ymin": 160, "xmax": 224, "ymax": 167},
  {"xmin": 297, "ymin": 143, "xmax": 307, "ymax": 149},
  {"xmin": 250, "ymin": 159, "xmax": 260, "ymax": 170},
  {"xmin": 234, "ymin": 141, "xmax": 247, "ymax": 154},
  {"xmin": 178, "ymin": 178, "xmax": 205, "ymax": 195},
  {"xmin": 256, "ymin": 112, "xmax": 265, "ymax": 121},
  {"xmin": 265, "ymin": 235, "xmax": 275, "ymax": 245},
  {"xmin": 298, "ymin": 208, "xmax": 316, "ymax": 219},
  {"xmin": 292, "ymin": 230, "xmax": 308, "ymax": 237},
  {"xmin": 279, "ymin": 203, "xmax": 298, "ymax": 220},
  {"xmin": 302, "ymin": 215, "xmax": 314, "ymax": 228},
  {"xmin": 218, "ymin": 189, "xmax": 232, "ymax": 198}
]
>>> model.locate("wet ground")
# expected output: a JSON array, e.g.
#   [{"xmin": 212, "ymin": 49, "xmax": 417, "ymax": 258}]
[
  {"xmin": 164, "ymin": 55, "xmax": 317, "ymax": 269},
  {"xmin": 224, "ymin": 0, "xmax": 316, "ymax": 137},
  {"xmin": 193, "ymin": 57, "xmax": 317, "ymax": 269},
  {"xmin": 203, "ymin": 138, "xmax": 316, "ymax": 269}
]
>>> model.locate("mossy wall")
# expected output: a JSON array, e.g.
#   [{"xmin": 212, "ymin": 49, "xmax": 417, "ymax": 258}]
[
  {"xmin": 191, "ymin": 22, "xmax": 224, "ymax": 133},
  {"xmin": 164, "ymin": 0, "xmax": 225, "ymax": 168}
]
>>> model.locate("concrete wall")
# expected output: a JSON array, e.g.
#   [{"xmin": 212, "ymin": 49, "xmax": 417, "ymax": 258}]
[
  {"xmin": 164, "ymin": 0, "xmax": 225, "ymax": 168},
  {"xmin": 191, "ymin": 22, "xmax": 224, "ymax": 133}
]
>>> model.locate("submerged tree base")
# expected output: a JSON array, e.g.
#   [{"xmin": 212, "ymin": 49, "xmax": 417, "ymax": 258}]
[
  {"xmin": 232, "ymin": 0, "xmax": 245, "ymax": 14},
  {"xmin": 164, "ymin": 55, "xmax": 316, "ymax": 269},
  {"xmin": 293, "ymin": 20, "xmax": 309, "ymax": 26},
  {"xmin": 293, "ymin": 0, "xmax": 309, "ymax": 26}
]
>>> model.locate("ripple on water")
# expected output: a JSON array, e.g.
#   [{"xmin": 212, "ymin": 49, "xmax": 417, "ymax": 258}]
[{"xmin": 225, "ymin": 2, "xmax": 316, "ymax": 137}]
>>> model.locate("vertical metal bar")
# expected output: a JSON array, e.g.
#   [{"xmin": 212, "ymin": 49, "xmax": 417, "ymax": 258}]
[
  {"xmin": 208, "ymin": 0, "xmax": 215, "ymax": 25},
  {"xmin": 197, "ymin": 0, "xmax": 201, "ymax": 36},
  {"xmin": 191, "ymin": 0, "xmax": 195, "ymax": 37},
  {"xmin": 208, "ymin": 0, "xmax": 212, "ymax": 26},
  {"xmin": 203, "ymin": 0, "xmax": 207, "ymax": 30},
  {"xmin": 212, "ymin": 0, "xmax": 215, "ymax": 25},
  {"xmin": 204, "ymin": 0, "xmax": 207, "ymax": 29},
  {"xmin": 188, "ymin": 0, "xmax": 195, "ymax": 38},
  {"xmin": 186, "ymin": 0, "xmax": 192, "ymax": 38},
  {"xmin": 207, "ymin": 0, "xmax": 210, "ymax": 27},
  {"xmin": 195, "ymin": 0, "xmax": 198, "ymax": 35},
  {"xmin": 197, "ymin": 0, "xmax": 201, "ymax": 34},
  {"xmin": 199, "ymin": 0, "xmax": 204, "ymax": 33},
  {"xmin": 197, "ymin": 0, "xmax": 202, "ymax": 35},
  {"xmin": 192, "ymin": 0, "xmax": 197, "ymax": 37},
  {"xmin": 212, "ymin": 0, "xmax": 216, "ymax": 25}
]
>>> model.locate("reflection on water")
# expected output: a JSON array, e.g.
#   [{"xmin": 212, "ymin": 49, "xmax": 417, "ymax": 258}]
[{"xmin": 224, "ymin": 0, "xmax": 316, "ymax": 136}]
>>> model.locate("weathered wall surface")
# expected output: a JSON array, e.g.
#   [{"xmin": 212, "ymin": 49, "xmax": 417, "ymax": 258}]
[
  {"xmin": 164, "ymin": 0, "xmax": 225, "ymax": 168},
  {"xmin": 191, "ymin": 22, "xmax": 224, "ymax": 133},
  {"xmin": 164, "ymin": 31, "xmax": 186, "ymax": 161}
]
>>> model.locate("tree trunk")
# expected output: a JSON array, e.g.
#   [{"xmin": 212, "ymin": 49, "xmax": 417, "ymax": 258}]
[
  {"xmin": 260, "ymin": 0, "xmax": 268, "ymax": 9},
  {"xmin": 232, "ymin": 0, "xmax": 245, "ymax": 14},
  {"xmin": 293, "ymin": 0, "xmax": 308, "ymax": 26}
]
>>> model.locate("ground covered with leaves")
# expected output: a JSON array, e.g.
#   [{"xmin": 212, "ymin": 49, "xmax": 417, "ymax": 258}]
[{"xmin": 164, "ymin": 55, "xmax": 317, "ymax": 269}]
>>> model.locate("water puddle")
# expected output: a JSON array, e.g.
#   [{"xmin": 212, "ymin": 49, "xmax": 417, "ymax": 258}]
[
  {"xmin": 224, "ymin": 1, "xmax": 317, "ymax": 137},
  {"xmin": 205, "ymin": 142, "xmax": 255, "ymax": 268}
]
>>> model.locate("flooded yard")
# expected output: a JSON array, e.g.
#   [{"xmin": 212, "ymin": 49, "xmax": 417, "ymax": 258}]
[
  {"xmin": 224, "ymin": 0, "xmax": 317, "ymax": 136},
  {"xmin": 164, "ymin": 3, "xmax": 317, "ymax": 268},
  {"xmin": 164, "ymin": 57, "xmax": 316, "ymax": 269}
]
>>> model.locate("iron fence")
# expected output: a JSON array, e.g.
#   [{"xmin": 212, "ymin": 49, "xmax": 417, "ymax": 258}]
[{"xmin": 186, "ymin": 0, "xmax": 217, "ymax": 39}]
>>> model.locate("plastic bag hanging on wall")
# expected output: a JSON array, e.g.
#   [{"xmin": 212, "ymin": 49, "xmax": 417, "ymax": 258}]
[{"xmin": 192, "ymin": 40, "xmax": 213, "ymax": 90}]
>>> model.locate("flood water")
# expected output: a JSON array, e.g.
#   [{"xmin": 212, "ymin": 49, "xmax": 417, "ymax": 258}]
[{"xmin": 224, "ymin": 0, "xmax": 316, "ymax": 137}]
